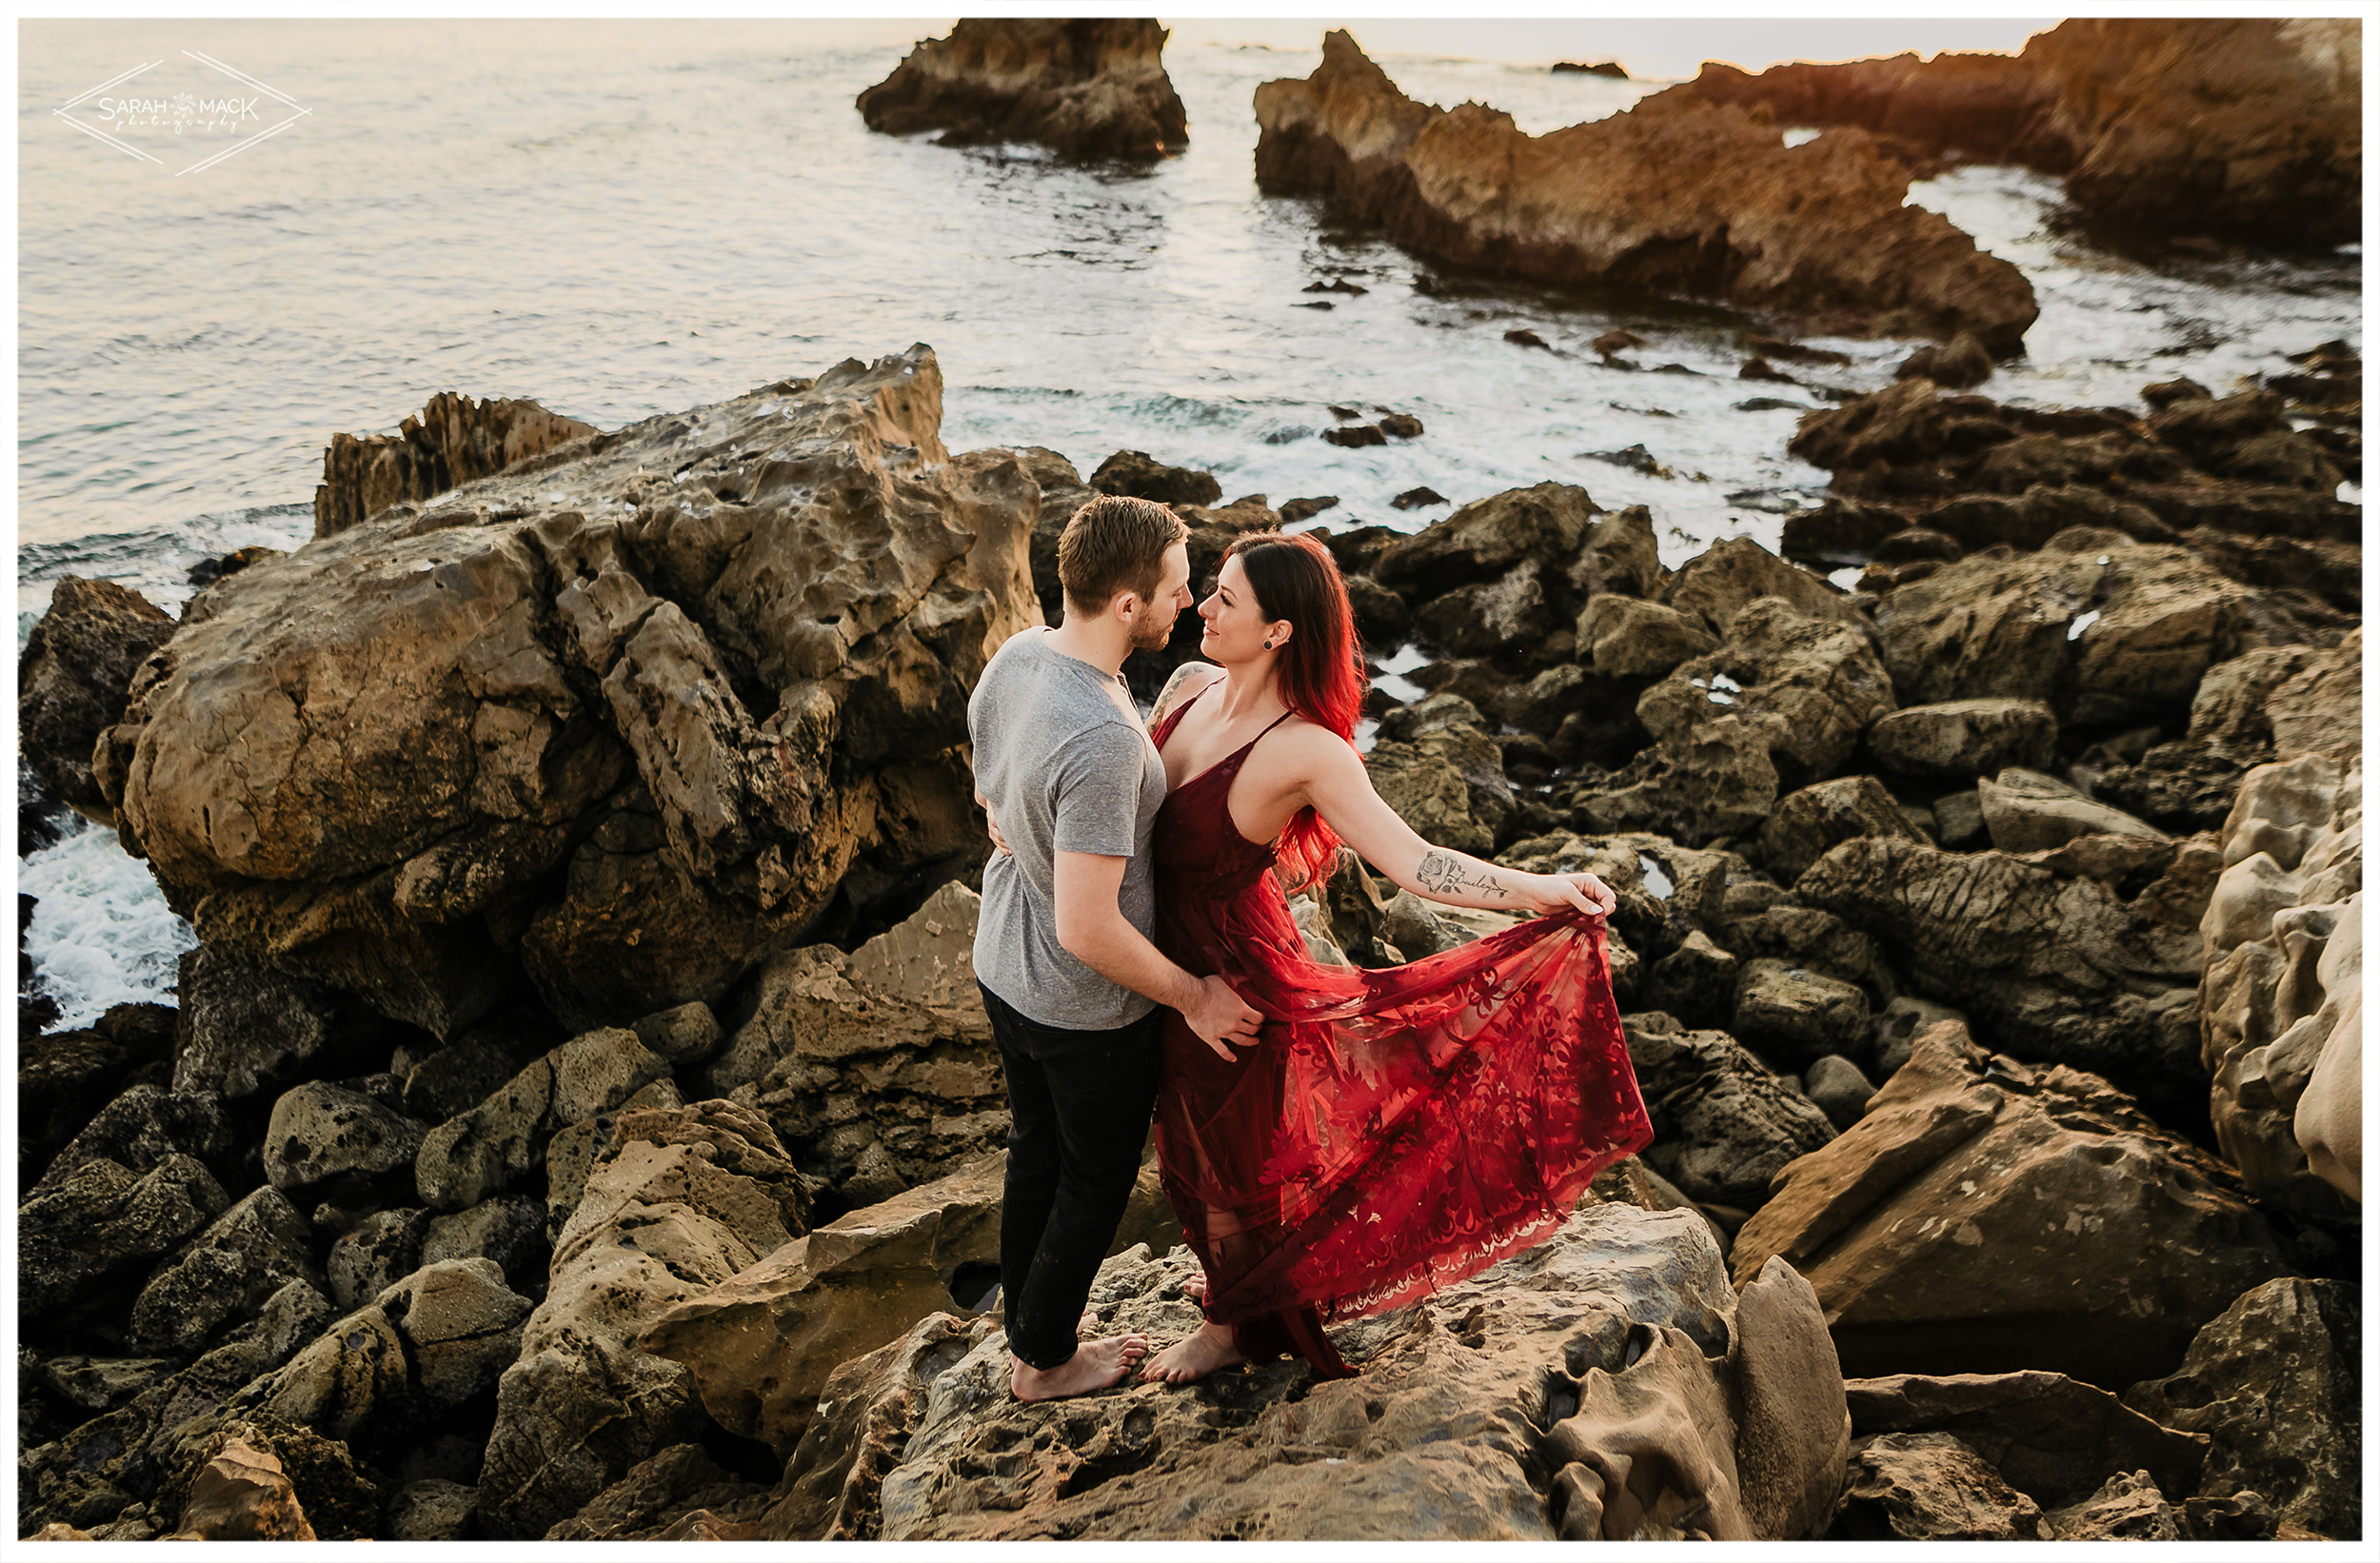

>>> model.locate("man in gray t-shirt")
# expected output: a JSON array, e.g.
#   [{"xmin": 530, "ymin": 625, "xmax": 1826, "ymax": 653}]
[{"xmin": 966, "ymin": 495, "xmax": 1259, "ymax": 1404}]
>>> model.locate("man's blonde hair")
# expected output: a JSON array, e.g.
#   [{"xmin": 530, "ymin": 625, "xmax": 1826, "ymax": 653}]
[{"xmin": 1057, "ymin": 494, "xmax": 1189, "ymax": 615}]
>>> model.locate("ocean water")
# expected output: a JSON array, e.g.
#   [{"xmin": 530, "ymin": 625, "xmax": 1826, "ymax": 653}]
[{"xmin": 14, "ymin": 18, "xmax": 2361, "ymax": 1025}]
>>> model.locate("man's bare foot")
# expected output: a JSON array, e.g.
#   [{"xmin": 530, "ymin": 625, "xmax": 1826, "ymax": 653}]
[
  {"xmin": 1010, "ymin": 1335, "xmax": 1150, "ymax": 1402},
  {"xmin": 1140, "ymin": 1320, "xmax": 1246, "ymax": 1385}
]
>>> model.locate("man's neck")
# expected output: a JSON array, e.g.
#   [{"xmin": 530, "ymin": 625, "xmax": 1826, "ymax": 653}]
[{"xmin": 1041, "ymin": 613, "xmax": 1131, "ymax": 680}]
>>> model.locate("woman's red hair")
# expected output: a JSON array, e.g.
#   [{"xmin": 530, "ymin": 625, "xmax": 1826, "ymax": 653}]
[{"xmin": 1225, "ymin": 531, "xmax": 1371, "ymax": 894}]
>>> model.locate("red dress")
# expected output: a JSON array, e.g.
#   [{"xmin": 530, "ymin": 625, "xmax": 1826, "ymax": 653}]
[{"xmin": 1147, "ymin": 693, "xmax": 1654, "ymax": 1377}]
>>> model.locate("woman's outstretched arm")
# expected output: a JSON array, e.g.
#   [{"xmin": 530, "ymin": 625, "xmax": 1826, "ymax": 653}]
[{"xmin": 1287, "ymin": 728, "xmax": 1614, "ymax": 918}]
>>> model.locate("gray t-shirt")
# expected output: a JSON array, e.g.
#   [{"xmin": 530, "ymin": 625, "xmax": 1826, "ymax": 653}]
[{"xmin": 969, "ymin": 628, "xmax": 1168, "ymax": 1030}]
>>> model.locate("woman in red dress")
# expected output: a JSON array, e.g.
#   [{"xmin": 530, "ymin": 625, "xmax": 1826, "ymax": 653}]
[{"xmin": 1138, "ymin": 531, "xmax": 1653, "ymax": 1384}]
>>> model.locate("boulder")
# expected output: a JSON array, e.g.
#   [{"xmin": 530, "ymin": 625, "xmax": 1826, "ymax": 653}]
[
  {"xmin": 1652, "ymin": 51, "xmax": 2067, "ymax": 170},
  {"xmin": 1844, "ymin": 1371, "xmax": 2206, "ymax": 1509},
  {"xmin": 631, "ymin": 999, "xmax": 723, "ymax": 1064},
  {"xmin": 1832, "ymin": 1432, "xmax": 2047, "ymax": 1539},
  {"xmin": 643, "ymin": 1149, "xmax": 1180, "ymax": 1454},
  {"xmin": 858, "ymin": 19, "xmax": 1188, "ymax": 162},
  {"xmin": 1795, "ymin": 833, "xmax": 2211, "ymax": 1116},
  {"xmin": 1895, "ymin": 331, "xmax": 1994, "ymax": 388},
  {"xmin": 17, "ymin": 577, "xmax": 176, "ymax": 822},
  {"xmin": 170, "ymin": 947, "xmax": 347, "ymax": 1100},
  {"xmin": 126, "ymin": 1188, "xmax": 324, "ymax": 1358},
  {"xmin": 18, "ymin": 1001, "xmax": 176, "ymax": 1186},
  {"xmin": 1577, "ymin": 595, "xmax": 1719, "ymax": 679},
  {"xmin": 168, "ymin": 1436, "xmax": 315, "ymax": 1540},
  {"xmin": 1254, "ymin": 32, "xmax": 2036, "ymax": 347},
  {"xmin": 2047, "ymin": 1470, "xmax": 2186, "ymax": 1539},
  {"xmin": 869, "ymin": 1203, "xmax": 1845, "ymax": 1539},
  {"xmin": 386, "ymin": 1478, "xmax": 477, "ymax": 1540},
  {"xmin": 1732, "ymin": 960, "xmax": 1872, "ymax": 1072},
  {"xmin": 325, "ymin": 1208, "xmax": 433, "ymax": 1312},
  {"xmin": 1622, "ymin": 1013, "xmax": 1835, "ymax": 1209},
  {"xmin": 419, "ymin": 1194, "xmax": 548, "ymax": 1291},
  {"xmin": 1636, "ymin": 598, "xmax": 1896, "ymax": 790},
  {"xmin": 1371, "ymin": 483, "xmax": 1606, "ymax": 648},
  {"xmin": 1573, "ymin": 716, "xmax": 1779, "ymax": 847},
  {"xmin": 2122, "ymin": 1277, "xmax": 2361, "ymax": 1539},
  {"xmin": 1732, "ymin": 1021, "xmax": 2293, "ymax": 1387},
  {"xmin": 704, "ymin": 880, "xmax": 1009, "ymax": 1207},
  {"xmin": 1802, "ymin": 1056, "xmax": 1877, "ymax": 1130},
  {"xmin": 1865, "ymin": 698, "xmax": 2055, "ymax": 780},
  {"xmin": 1636, "ymin": 932, "xmax": 1740, "ymax": 1028},
  {"xmin": 20, "ymin": 1154, "xmax": 228, "ymax": 1317},
  {"xmin": 2197, "ymin": 756, "xmax": 2362, "ymax": 1215},
  {"xmin": 1662, "ymin": 538, "xmax": 1862, "ymax": 637},
  {"xmin": 544, "ymin": 1443, "xmax": 764, "ymax": 1540},
  {"xmin": 2266, "ymin": 626, "xmax": 2362, "ymax": 766},
  {"xmin": 477, "ymin": 1100, "xmax": 813, "ymax": 1537},
  {"xmin": 240, "ymin": 1259, "xmax": 531, "ymax": 1451},
  {"xmin": 414, "ymin": 1025, "xmax": 672, "ymax": 1211},
  {"xmin": 26, "ymin": 1081, "xmax": 230, "ymax": 1200},
  {"xmin": 152, "ymin": 1413, "xmax": 381, "ymax": 1542},
  {"xmin": 101, "ymin": 346, "xmax": 1041, "ymax": 1037},
  {"xmin": 1086, "ymin": 448, "xmax": 1220, "ymax": 507},
  {"xmin": 1976, "ymin": 766, "xmax": 2166, "ymax": 853},
  {"xmin": 313, "ymin": 389, "xmax": 597, "ymax": 539},
  {"xmin": 1757, "ymin": 776, "xmax": 1928, "ymax": 882},
  {"xmin": 265, "ymin": 1081, "xmax": 428, "ymax": 1198}
]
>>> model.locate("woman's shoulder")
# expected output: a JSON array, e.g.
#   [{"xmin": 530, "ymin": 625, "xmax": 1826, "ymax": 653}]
[{"xmin": 1150, "ymin": 660, "xmax": 1227, "ymax": 723}]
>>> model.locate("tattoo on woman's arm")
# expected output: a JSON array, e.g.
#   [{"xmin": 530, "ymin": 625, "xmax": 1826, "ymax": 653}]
[
  {"xmin": 1416, "ymin": 849, "xmax": 1510, "ymax": 900},
  {"xmin": 1151, "ymin": 663, "xmax": 1209, "ymax": 722}
]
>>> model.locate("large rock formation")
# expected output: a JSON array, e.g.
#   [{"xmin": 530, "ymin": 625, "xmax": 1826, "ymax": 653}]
[
  {"xmin": 864, "ymin": 1205, "xmax": 1847, "ymax": 1540},
  {"xmin": 2198, "ymin": 755, "xmax": 2362, "ymax": 1216},
  {"xmin": 314, "ymin": 390, "xmax": 599, "ymax": 539},
  {"xmin": 1254, "ymin": 31, "xmax": 2037, "ymax": 349},
  {"xmin": 859, "ymin": 19, "xmax": 1188, "ymax": 162},
  {"xmin": 17, "ymin": 577, "xmax": 176, "ymax": 823},
  {"xmin": 94, "ymin": 346, "xmax": 1041, "ymax": 1037},
  {"xmin": 1656, "ymin": 18, "xmax": 2361, "ymax": 247},
  {"xmin": 1733, "ymin": 1021, "xmax": 2294, "ymax": 1388}
]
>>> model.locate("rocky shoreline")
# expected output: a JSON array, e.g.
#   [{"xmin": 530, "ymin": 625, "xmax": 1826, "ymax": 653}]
[{"xmin": 19, "ymin": 324, "xmax": 2361, "ymax": 1539}]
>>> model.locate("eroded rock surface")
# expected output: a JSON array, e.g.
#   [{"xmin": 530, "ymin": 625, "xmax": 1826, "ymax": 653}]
[
  {"xmin": 859, "ymin": 19, "xmax": 1188, "ymax": 161},
  {"xmin": 314, "ymin": 390, "xmax": 598, "ymax": 539}
]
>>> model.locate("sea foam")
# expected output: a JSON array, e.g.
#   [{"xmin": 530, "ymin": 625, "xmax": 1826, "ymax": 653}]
[{"xmin": 20, "ymin": 814, "xmax": 196, "ymax": 1030}]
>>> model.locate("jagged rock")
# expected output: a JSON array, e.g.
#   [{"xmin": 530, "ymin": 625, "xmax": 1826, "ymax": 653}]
[
  {"xmin": 1715, "ymin": 900, "xmax": 1895, "ymax": 1016},
  {"xmin": 1623, "ymin": 1013, "xmax": 1835, "ymax": 1209},
  {"xmin": 858, "ymin": 19, "xmax": 1188, "ymax": 162},
  {"xmin": 2198, "ymin": 756, "xmax": 2362, "ymax": 1214},
  {"xmin": 21, "ymin": 1154, "xmax": 228, "ymax": 1317},
  {"xmin": 1758, "ymin": 776, "xmax": 1928, "ymax": 883},
  {"xmin": 477, "ymin": 1100, "xmax": 812, "ymax": 1537},
  {"xmin": 1802, "ymin": 1056, "xmax": 1876, "ymax": 1130},
  {"xmin": 167, "ymin": 1436, "xmax": 315, "ymax": 1540},
  {"xmin": 170, "ymin": 946, "xmax": 354, "ymax": 1100},
  {"xmin": 1866, "ymin": 698, "xmax": 2056, "ymax": 780},
  {"xmin": 1733, "ymin": 960, "xmax": 1872, "ymax": 1072},
  {"xmin": 1845, "ymin": 1371, "xmax": 2206, "ymax": 1509},
  {"xmin": 19, "ymin": 1005, "xmax": 178, "ymax": 1186},
  {"xmin": 414, "ymin": 1025, "xmax": 671, "ymax": 1211},
  {"xmin": 2267, "ymin": 627, "xmax": 2362, "ymax": 766},
  {"xmin": 1896, "ymin": 331, "xmax": 1994, "ymax": 388},
  {"xmin": 2047, "ymin": 1470, "xmax": 2185, "ymax": 1538},
  {"xmin": 1577, "ymin": 595, "xmax": 1719, "ymax": 679},
  {"xmin": 386, "ymin": 1478, "xmax": 476, "ymax": 1540},
  {"xmin": 704, "ymin": 880, "xmax": 1007, "ymax": 1206},
  {"xmin": 17, "ymin": 1282, "xmax": 335, "ymax": 1535},
  {"xmin": 264, "ymin": 1081, "xmax": 427, "ymax": 1198},
  {"xmin": 868, "ymin": 1203, "xmax": 1842, "ymax": 1539},
  {"xmin": 326, "ymin": 1208, "xmax": 433, "ymax": 1312},
  {"xmin": 29, "ymin": 1082, "xmax": 232, "ymax": 1200},
  {"xmin": 419, "ymin": 1194, "xmax": 547, "ymax": 1291},
  {"xmin": 1087, "ymin": 448, "xmax": 1220, "ymax": 506},
  {"xmin": 127, "ymin": 1188, "xmax": 323, "ymax": 1357},
  {"xmin": 1655, "ymin": 51, "xmax": 2067, "ymax": 170},
  {"xmin": 153, "ymin": 1413, "xmax": 380, "ymax": 1541},
  {"xmin": 1795, "ymin": 833, "xmax": 2210, "ymax": 1115},
  {"xmin": 545, "ymin": 1444, "xmax": 764, "ymax": 1540},
  {"xmin": 1573, "ymin": 716, "xmax": 1779, "ymax": 848},
  {"xmin": 1636, "ymin": 598, "xmax": 1896, "ymax": 790},
  {"xmin": 631, "ymin": 1000, "xmax": 723, "ymax": 1063},
  {"xmin": 241, "ymin": 1259, "xmax": 531, "ymax": 1450},
  {"xmin": 1663, "ymin": 537, "xmax": 1863, "ymax": 637},
  {"xmin": 2122, "ymin": 1277, "xmax": 2361, "ymax": 1539},
  {"xmin": 42, "ymin": 1356, "xmax": 179, "ymax": 1418},
  {"xmin": 542, "ymin": 1076, "xmax": 684, "ymax": 1240},
  {"xmin": 102, "ymin": 346, "xmax": 1041, "ymax": 1037},
  {"xmin": 1977, "ymin": 766, "xmax": 2166, "ymax": 853},
  {"xmin": 643, "ymin": 1149, "xmax": 1179, "ymax": 1454},
  {"xmin": 1637, "ymin": 932, "xmax": 1740, "ymax": 1027},
  {"xmin": 1833, "ymin": 1432, "xmax": 2047, "ymax": 1539},
  {"xmin": 399, "ymin": 1022, "xmax": 544, "ymax": 1125},
  {"xmin": 1256, "ymin": 32, "xmax": 2034, "ymax": 347},
  {"xmin": 17, "ymin": 577, "xmax": 177, "ymax": 822},
  {"xmin": 313, "ymin": 389, "xmax": 597, "ymax": 539},
  {"xmin": 1734, "ymin": 1021, "xmax": 2293, "ymax": 1386}
]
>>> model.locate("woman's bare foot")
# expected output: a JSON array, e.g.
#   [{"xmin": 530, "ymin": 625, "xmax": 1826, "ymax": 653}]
[
  {"xmin": 1182, "ymin": 1273, "xmax": 1207, "ymax": 1304},
  {"xmin": 1010, "ymin": 1334, "xmax": 1150, "ymax": 1402},
  {"xmin": 1140, "ymin": 1320, "xmax": 1245, "ymax": 1385}
]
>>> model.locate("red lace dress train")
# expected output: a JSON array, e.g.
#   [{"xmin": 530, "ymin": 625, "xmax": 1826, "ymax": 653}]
[{"xmin": 1147, "ymin": 699, "xmax": 1653, "ymax": 1378}]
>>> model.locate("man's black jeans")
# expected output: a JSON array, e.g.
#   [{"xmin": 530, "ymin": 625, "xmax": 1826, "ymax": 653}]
[{"xmin": 979, "ymin": 980, "xmax": 1162, "ymax": 1371}]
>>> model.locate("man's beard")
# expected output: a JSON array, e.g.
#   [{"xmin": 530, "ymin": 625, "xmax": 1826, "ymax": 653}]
[{"xmin": 1126, "ymin": 603, "xmax": 1178, "ymax": 651}]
